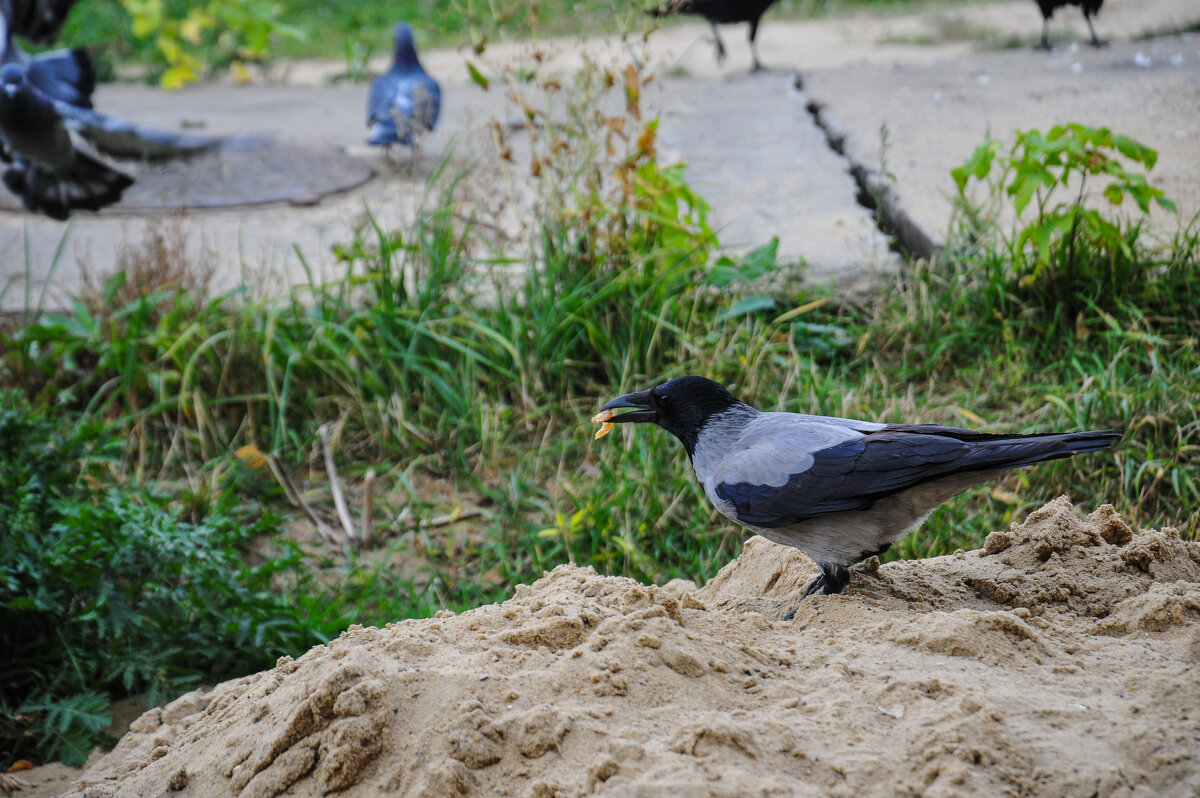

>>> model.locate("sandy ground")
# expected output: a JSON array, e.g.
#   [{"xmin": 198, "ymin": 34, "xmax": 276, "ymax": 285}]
[
  {"xmin": 2, "ymin": 0, "xmax": 1197, "ymax": 309},
  {"xmin": 35, "ymin": 497, "xmax": 1198, "ymax": 797}
]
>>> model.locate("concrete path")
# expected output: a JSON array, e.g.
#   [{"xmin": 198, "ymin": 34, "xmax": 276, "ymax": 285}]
[{"xmin": 1, "ymin": 0, "xmax": 1197, "ymax": 310}]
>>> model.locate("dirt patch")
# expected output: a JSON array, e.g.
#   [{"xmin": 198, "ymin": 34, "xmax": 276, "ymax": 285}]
[{"xmin": 53, "ymin": 496, "xmax": 1199, "ymax": 797}]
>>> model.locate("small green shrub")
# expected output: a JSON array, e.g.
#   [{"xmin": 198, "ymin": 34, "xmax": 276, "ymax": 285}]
[
  {"xmin": 952, "ymin": 124, "xmax": 1176, "ymax": 316},
  {"xmin": 0, "ymin": 393, "xmax": 433, "ymax": 765},
  {"xmin": 118, "ymin": 0, "xmax": 303, "ymax": 87}
]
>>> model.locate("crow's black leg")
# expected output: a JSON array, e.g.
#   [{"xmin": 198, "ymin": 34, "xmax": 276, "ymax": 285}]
[
  {"xmin": 748, "ymin": 19, "xmax": 763, "ymax": 72},
  {"xmin": 1037, "ymin": 18, "xmax": 1051, "ymax": 50},
  {"xmin": 782, "ymin": 573, "xmax": 825, "ymax": 619},
  {"xmin": 782, "ymin": 563, "xmax": 852, "ymax": 620},
  {"xmin": 820, "ymin": 563, "xmax": 851, "ymax": 595},
  {"xmin": 1083, "ymin": 12, "xmax": 1105, "ymax": 47},
  {"xmin": 709, "ymin": 21, "xmax": 726, "ymax": 63}
]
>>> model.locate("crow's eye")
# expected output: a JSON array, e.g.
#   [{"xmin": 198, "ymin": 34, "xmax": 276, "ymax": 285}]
[{"xmin": 658, "ymin": 394, "xmax": 672, "ymax": 407}]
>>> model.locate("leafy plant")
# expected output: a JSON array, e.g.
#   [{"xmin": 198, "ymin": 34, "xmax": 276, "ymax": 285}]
[
  {"xmin": 952, "ymin": 124, "xmax": 1176, "ymax": 315},
  {"xmin": 0, "ymin": 393, "xmax": 437, "ymax": 765},
  {"xmin": 119, "ymin": 0, "xmax": 303, "ymax": 87}
]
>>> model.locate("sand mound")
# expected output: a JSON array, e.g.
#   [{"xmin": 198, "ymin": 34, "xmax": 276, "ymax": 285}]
[{"xmin": 64, "ymin": 497, "xmax": 1200, "ymax": 797}]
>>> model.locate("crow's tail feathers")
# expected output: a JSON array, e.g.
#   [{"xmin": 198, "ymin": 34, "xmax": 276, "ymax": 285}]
[
  {"xmin": 967, "ymin": 428, "xmax": 1123, "ymax": 472},
  {"xmin": 3, "ymin": 152, "xmax": 132, "ymax": 221},
  {"xmin": 27, "ymin": 47, "xmax": 96, "ymax": 109}
]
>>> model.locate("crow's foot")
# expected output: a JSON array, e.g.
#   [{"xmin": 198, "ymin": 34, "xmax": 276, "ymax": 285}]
[{"xmin": 782, "ymin": 563, "xmax": 852, "ymax": 619}]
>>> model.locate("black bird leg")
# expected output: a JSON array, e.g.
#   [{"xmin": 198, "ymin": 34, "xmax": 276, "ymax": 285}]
[
  {"xmin": 748, "ymin": 19, "xmax": 763, "ymax": 72},
  {"xmin": 709, "ymin": 21, "xmax": 727, "ymax": 63},
  {"xmin": 782, "ymin": 562, "xmax": 852, "ymax": 620},
  {"xmin": 1083, "ymin": 12, "xmax": 1105, "ymax": 47},
  {"xmin": 817, "ymin": 562, "xmax": 851, "ymax": 595},
  {"xmin": 1037, "ymin": 17, "xmax": 1052, "ymax": 50}
]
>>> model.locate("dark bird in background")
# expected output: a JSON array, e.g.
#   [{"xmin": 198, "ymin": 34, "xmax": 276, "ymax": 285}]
[
  {"xmin": 1034, "ymin": 0, "xmax": 1105, "ymax": 49},
  {"xmin": 0, "ymin": 62, "xmax": 131, "ymax": 219},
  {"xmin": 597, "ymin": 376, "xmax": 1121, "ymax": 608},
  {"xmin": 648, "ymin": 0, "xmax": 780, "ymax": 73},
  {"xmin": 3, "ymin": 0, "xmax": 77, "ymax": 46},
  {"xmin": 367, "ymin": 22, "xmax": 441, "ymax": 151}
]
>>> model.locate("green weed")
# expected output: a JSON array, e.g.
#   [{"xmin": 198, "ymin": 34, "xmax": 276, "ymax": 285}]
[
  {"xmin": 952, "ymin": 124, "xmax": 1177, "ymax": 318},
  {"xmin": 0, "ymin": 394, "xmax": 444, "ymax": 764}
]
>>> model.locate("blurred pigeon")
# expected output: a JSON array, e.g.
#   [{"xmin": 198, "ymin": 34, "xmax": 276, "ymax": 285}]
[
  {"xmin": 649, "ymin": 0, "xmax": 780, "ymax": 72},
  {"xmin": 1, "ymin": 0, "xmax": 94, "ymax": 107},
  {"xmin": 1034, "ymin": 0, "xmax": 1104, "ymax": 49},
  {"xmin": 597, "ymin": 376, "xmax": 1121, "ymax": 607},
  {"xmin": 1, "ymin": 0, "xmax": 234, "ymax": 219},
  {"xmin": 2, "ymin": 0, "xmax": 224, "ymax": 159},
  {"xmin": 367, "ymin": 22, "xmax": 440, "ymax": 150},
  {"xmin": 0, "ymin": 62, "xmax": 131, "ymax": 219}
]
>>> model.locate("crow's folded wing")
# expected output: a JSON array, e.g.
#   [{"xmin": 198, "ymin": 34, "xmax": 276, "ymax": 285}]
[{"xmin": 712, "ymin": 426, "xmax": 1119, "ymax": 528}]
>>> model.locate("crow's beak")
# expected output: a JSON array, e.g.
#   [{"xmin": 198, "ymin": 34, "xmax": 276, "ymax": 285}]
[{"xmin": 600, "ymin": 389, "xmax": 657, "ymax": 424}]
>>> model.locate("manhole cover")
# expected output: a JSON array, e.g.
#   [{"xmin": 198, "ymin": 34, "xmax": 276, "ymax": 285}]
[{"xmin": 0, "ymin": 139, "xmax": 375, "ymax": 214}]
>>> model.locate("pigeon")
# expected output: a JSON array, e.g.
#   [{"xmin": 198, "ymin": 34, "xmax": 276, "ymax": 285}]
[
  {"xmin": 0, "ymin": 0, "xmax": 232, "ymax": 218},
  {"xmin": 648, "ymin": 0, "xmax": 780, "ymax": 72},
  {"xmin": 367, "ymin": 22, "xmax": 440, "ymax": 150},
  {"xmin": 2, "ymin": 0, "xmax": 94, "ymax": 108},
  {"xmin": 1034, "ymin": 0, "xmax": 1104, "ymax": 50},
  {"xmin": 596, "ymin": 376, "xmax": 1121, "ymax": 605},
  {"xmin": 0, "ymin": 62, "xmax": 131, "ymax": 219}
]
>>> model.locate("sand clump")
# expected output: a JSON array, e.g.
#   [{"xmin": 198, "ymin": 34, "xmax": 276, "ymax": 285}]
[{"xmin": 62, "ymin": 497, "xmax": 1200, "ymax": 797}]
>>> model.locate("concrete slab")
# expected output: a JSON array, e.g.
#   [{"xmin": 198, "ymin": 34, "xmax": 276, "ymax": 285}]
[
  {"xmin": 3, "ymin": 0, "xmax": 1197, "ymax": 310},
  {"xmin": 804, "ymin": 33, "xmax": 1200, "ymax": 256},
  {"xmin": 655, "ymin": 73, "xmax": 897, "ymax": 293}
]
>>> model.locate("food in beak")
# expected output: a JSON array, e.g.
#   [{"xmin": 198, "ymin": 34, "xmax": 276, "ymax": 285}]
[{"xmin": 591, "ymin": 409, "xmax": 615, "ymax": 439}]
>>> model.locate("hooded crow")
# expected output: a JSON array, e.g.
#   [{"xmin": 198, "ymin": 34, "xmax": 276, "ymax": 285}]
[
  {"xmin": 596, "ymin": 376, "xmax": 1122, "ymax": 605},
  {"xmin": 648, "ymin": 0, "xmax": 780, "ymax": 73},
  {"xmin": 1034, "ymin": 0, "xmax": 1104, "ymax": 50}
]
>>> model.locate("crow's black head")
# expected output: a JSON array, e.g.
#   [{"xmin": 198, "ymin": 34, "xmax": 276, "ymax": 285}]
[{"xmin": 599, "ymin": 376, "xmax": 747, "ymax": 456}]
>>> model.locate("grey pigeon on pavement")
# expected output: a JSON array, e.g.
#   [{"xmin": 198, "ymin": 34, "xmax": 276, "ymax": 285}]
[
  {"xmin": 0, "ymin": 62, "xmax": 131, "ymax": 219},
  {"xmin": 648, "ymin": 0, "xmax": 780, "ymax": 72},
  {"xmin": 596, "ymin": 376, "xmax": 1121, "ymax": 606},
  {"xmin": 367, "ymin": 22, "xmax": 440, "ymax": 149},
  {"xmin": 1034, "ymin": 0, "xmax": 1104, "ymax": 49}
]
